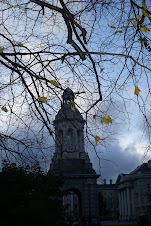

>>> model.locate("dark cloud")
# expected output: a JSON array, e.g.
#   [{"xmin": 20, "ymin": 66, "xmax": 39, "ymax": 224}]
[
  {"xmin": 89, "ymin": 140, "xmax": 142, "ymax": 184},
  {"xmin": 86, "ymin": 97, "xmax": 151, "ymax": 184}
]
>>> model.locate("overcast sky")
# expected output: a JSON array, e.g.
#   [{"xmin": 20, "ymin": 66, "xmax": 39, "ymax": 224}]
[
  {"xmin": 89, "ymin": 117, "xmax": 151, "ymax": 184},
  {"xmin": 1, "ymin": 1, "xmax": 151, "ymax": 183}
]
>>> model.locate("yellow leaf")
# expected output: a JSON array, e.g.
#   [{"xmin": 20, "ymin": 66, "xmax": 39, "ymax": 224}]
[
  {"xmin": 0, "ymin": 46, "xmax": 4, "ymax": 53},
  {"xmin": 1, "ymin": 106, "xmax": 8, "ymax": 112},
  {"xmin": 39, "ymin": 96, "xmax": 47, "ymax": 102},
  {"xmin": 142, "ymin": 1, "xmax": 147, "ymax": 9},
  {"xmin": 134, "ymin": 86, "xmax": 140, "ymax": 96},
  {"xmin": 128, "ymin": 18, "xmax": 134, "ymax": 23},
  {"xmin": 140, "ymin": 26, "xmax": 150, "ymax": 32},
  {"xmin": 18, "ymin": 42, "xmax": 23, "ymax": 47},
  {"xmin": 133, "ymin": 21, "xmax": 138, "ymax": 26},
  {"xmin": 100, "ymin": 68, "xmax": 104, "ymax": 72},
  {"xmin": 123, "ymin": 26, "xmax": 129, "ymax": 29},
  {"xmin": 115, "ymin": 30, "xmax": 123, "ymax": 34},
  {"xmin": 50, "ymin": 80, "xmax": 59, "ymax": 87},
  {"xmin": 102, "ymin": 117, "xmax": 109, "ymax": 124},
  {"xmin": 142, "ymin": 9, "xmax": 150, "ymax": 18},
  {"xmin": 71, "ymin": 101, "xmax": 75, "ymax": 111},
  {"xmin": 137, "ymin": 15, "xmax": 141, "ymax": 20},
  {"xmin": 107, "ymin": 115, "xmax": 112, "ymax": 123},
  {"xmin": 95, "ymin": 135, "xmax": 100, "ymax": 144},
  {"xmin": 108, "ymin": 25, "xmax": 116, "ymax": 29},
  {"xmin": 102, "ymin": 116, "xmax": 112, "ymax": 124}
]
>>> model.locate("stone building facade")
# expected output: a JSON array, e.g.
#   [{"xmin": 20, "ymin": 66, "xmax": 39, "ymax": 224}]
[
  {"xmin": 49, "ymin": 88, "xmax": 99, "ymax": 224},
  {"xmin": 116, "ymin": 160, "xmax": 151, "ymax": 220}
]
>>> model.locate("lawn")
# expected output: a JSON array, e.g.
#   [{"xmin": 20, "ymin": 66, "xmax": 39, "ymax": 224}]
[{"xmin": 104, "ymin": 224, "xmax": 137, "ymax": 226}]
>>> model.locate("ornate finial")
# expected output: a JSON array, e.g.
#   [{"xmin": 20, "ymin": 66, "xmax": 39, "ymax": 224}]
[{"xmin": 62, "ymin": 87, "xmax": 75, "ymax": 105}]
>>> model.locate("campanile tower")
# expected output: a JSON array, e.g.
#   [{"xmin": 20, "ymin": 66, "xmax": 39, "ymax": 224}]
[{"xmin": 49, "ymin": 88, "xmax": 99, "ymax": 224}]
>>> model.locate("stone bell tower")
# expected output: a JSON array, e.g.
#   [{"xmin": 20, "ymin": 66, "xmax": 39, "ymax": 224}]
[{"xmin": 49, "ymin": 88, "xmax": 99, "ymax": 224}]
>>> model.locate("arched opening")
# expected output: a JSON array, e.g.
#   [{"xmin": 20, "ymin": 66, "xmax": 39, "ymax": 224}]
[
  {"xmin": 56, "ymin": 129, "xmax": 63, "ymax": 152},
  {"xmin": 63, "ymin": 188, "xmax": 82, "ymax": 222},
  {"xmin": 77, "ymin": 129, "xmax": 81, "ymax": 151},
  {"xmin": 67, "ymin": 128, "xmax": 73, "ymax": 151}
]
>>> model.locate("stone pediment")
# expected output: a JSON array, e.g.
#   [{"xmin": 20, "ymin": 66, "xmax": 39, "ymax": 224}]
[{"xmin": 116, "ymin": 174, "xmax": 126, "ymax": 184}]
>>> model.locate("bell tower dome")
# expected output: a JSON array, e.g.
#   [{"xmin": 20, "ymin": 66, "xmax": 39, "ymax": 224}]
[
  {"xmin": 53, "ymin": 87, "xmax": 87, "ymax": 160},
  {"xmin": 62, "ymin": 87, "xmax": 75, "ymax": 104}
]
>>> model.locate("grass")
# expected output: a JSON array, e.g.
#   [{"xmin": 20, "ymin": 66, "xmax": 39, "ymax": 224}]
[{"xmin": 104, "ymin": 224, "xmax": 137, "ymax": 226}]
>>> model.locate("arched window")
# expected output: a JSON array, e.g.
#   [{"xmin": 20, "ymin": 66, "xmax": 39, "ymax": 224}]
[
  {"xmin": 77, "ymin": 130, "xmax": 81, "ymax": 151},
  {"xmin": 56, "ymin": 129, "xmax": 63, "ymax": 150},
  {"xmin": 63, "ymin": 188, "xmax": 81, "ymax": 220},
  {"xmin": 67, "ymin": 128, "xmax": 73, "ymax": 150}
]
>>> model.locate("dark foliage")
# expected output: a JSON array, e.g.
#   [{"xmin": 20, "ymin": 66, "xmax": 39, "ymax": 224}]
[{"xmin": 0, "ymin": 160, "xmax": 68, "ymax": 226}]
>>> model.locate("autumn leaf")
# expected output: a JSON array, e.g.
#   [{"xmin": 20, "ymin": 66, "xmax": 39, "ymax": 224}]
[
  {"xmin": 134, "ymin": 86, "xmax": 140, "ymax": 96},
  {"xmin": 102, "ymin": 117, "xmax": 109, "ymax": 124},
  {"xmin": 108, "ymin": 25, "xmax": 116, "ymax": 29},
  {"xmin": 100, "ymin": 68, "xmax": 104, "ymax": 73},
  {"xmin": 2, "ymin": 106, "xmax": 8, "ymax": 112},
  {"xmin": 107, "ymin": 115, "xmax": 112, "ymax": 123},
  {"xmin": 95, "ymin": 135, "xmax": 100, "ymax": 144},
  {"xmin": 102, "ymin": 116, "xmax": 112, "ymax": 124},
  {"xmin": 142, "ymin": 9, "xmax": 150, "ymax": 18},
  {"xmin": 71, "ymin": 101, "xmax": 75, "ymax": 111},
  {"xmin": 115, "ymin": 31, "xmax": 123, "ymax": 34},
  {"xmin": 93, "ymin": 115, "xmax": 96, "ymax": 119},
  {"xmin": 140, "ymin": 26, "xmax": 150, "ymax": 32},
  {"xmin": 128, "ymin": 18, "xmax": 134, "ymax": 23},
  {"xmin": 18, "ymin": 42, "xmax": 23, "ymax": 47},
  {"xmin": 142, "ymin": 1, "xmax": 147, "ymax": 9},
  {"xmin": 133, "ymin": 21, "xmax": 138, "ymax": 27},
  {"xmin": 137, "ymin": 15, "xmax": 141, "ymax": 20},
  {"xmin": 39, "ymin": 96, "xmax": 47, "ymax": 102},
  {"xmin": 50, "ymin": 80, "xmax": 59, "ymax": 87},
  {"xmin": 123, "ymin": 26, "xmax": 129, "ymax": 29},
  {"xmin": 0, "ymin": 47, "xmax": 4, "ymax": 53}
]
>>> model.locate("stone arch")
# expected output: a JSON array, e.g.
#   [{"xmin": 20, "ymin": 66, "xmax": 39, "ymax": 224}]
[{"xmin": 63, "ymin": 187, "xmax": 82, "ymax": 221}]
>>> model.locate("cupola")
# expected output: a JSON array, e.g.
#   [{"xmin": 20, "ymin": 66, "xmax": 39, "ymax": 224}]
[{"xmin": 53, "ymin": 88, "xmax": 87, "ymax": 160}]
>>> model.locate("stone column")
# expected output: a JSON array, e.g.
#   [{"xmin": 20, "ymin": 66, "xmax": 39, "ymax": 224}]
[
  {"xmin": 118, "ymin": 191, "xmax": 122, "ymax": 218},
  {"xmin": 71, "ymin": 192, "xmax": 74, "ymax": 213},
  {"xmin": 126, "ymin": 187, "xmax": 131, "ymax": 219},
  {"xmin": 121, "ymin": 190, "xmax": 124, "ymax": 219},
  {"xmin": 131, "ymin": 188, "xmax": 136, "ymax": 219},
  {"xmin": 123, "ymin": 189, "xmax": 127, "ymax": 219}
]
